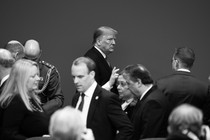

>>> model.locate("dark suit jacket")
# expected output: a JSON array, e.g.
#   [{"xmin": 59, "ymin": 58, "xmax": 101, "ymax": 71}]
[
  {"xmin": 156, "ymin": 71, "xmax": 210, "ymax": 124},
  {"xmin": 84, "ymin": 47, "xmax": 118, "ymax": 94},
  {"xmin": 131, "ymin": 85, "xmax": 170, "ymax": 140},
  {"xmin": 72, "ymin": 85, "xmax": 133, "ymax": 140}
]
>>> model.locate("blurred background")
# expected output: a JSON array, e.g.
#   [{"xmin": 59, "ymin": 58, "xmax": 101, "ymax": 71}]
[{"xmin": 0, "ymin": 0, "xmax": 209, "ymax": 106}]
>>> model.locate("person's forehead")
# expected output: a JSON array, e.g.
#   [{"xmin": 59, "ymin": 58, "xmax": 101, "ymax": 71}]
[
  {"xmin": 72, "ymin": 63, "xmax": 89, "ymax": 73},
  {"xmin": 118, "ymin": 75, "xmax": 126, "ymax": 81}
]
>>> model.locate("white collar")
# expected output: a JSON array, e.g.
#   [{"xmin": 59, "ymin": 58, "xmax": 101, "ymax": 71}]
[
  {"xmin": 84, "ymin": 81, "xmax": 97, "ymax": 98},
  {"xmin": 0, "ymin": 74, "xmax": 9, "ymax": 86},
  {"xmin": 177, "ymin": 68, "xmax": 190, "ymax": 72},
  {"xmin": 94, "ymin": 46, "xmax": 106, "ymax": 59},
  {"xmin": 126, "ymin": 98, "xmax": 134, "ymax": 104},
  {"xmin": 140, "ymin": 84, "xmax": 153, "ymax": 100}
]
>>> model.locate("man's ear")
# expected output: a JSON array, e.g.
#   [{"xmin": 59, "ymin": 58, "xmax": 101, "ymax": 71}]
[
  {"xmin": 96, "ymin": 39, "xmax": 101, "ymax": 46},
  {"xmin": 90, "ymin": 71, "xmax": 95, "ymax": 78},
  {"xmin": 137, "ymin": 78, "xmax": 142, "ymax": 88}
]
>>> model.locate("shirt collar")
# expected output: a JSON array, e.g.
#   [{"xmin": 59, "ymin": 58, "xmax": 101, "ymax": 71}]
[
  {"xmin": 94, "ymin": 46, "xmax": 106, "ymax": 59},
  {"xmin": 84, "ymin": 81, "xmax": 97, "ymax": 97},
  {"xmin": 0, "ymin": 74, "xmax": 9, "ymax": 86},
  {"xmin": 126, "ymin": 98, "xmax": 134, "ymax": 104},
  {"xmin": 177, "ymin": 68, "xmax": 190, "ymax": 72},
  {"xmin": 140, "ymin": 84, "xmax": 153, "ymax": 100}
]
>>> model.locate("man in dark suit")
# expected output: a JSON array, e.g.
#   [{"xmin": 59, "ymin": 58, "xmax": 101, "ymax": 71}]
[
  {"xmin": 84, "ymin": 26, "xmax": 119, "ymax": 94},
  {"xmin": 71, "ymin": 57, "xmax": 133, "ymax": 140},
  {"xmin": 122, "ymin": 64, "xmax": 170, "ymax": 140},
  {"xmin": 156, "ymin": 47, "xmax": 210, "ymax": 125},
  {"xmin": 0, "ymin": 49, "xmax": 15, "ymax": 94}
]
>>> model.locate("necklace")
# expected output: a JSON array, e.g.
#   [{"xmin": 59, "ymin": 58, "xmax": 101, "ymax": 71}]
[{"xmin": 29, "ymin": 99, "xmax": 44, "ymax": 112}]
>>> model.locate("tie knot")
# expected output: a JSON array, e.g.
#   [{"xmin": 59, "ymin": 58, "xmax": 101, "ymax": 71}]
[{"xmin": 81, "ymin": 93, "xmax": 85, "ymax": 97}]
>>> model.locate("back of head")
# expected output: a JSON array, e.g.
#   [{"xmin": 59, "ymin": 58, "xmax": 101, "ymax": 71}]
[
  {"xmin": 122, "ymin": 64, "xmax": 153, "ymax": 84},
  {"xmin": 24, "ymin": 39, "xmax": 41, "ymax": 61},
  {"xmin": 173, "ymin": 47, "xmax": 195, "ymax": 69},
  {"xmin": 0, "ymin": 48, "xmax": 15, "ymax": 68},
  {"xmin": 49, "ymin": 106, "xmax": 86, "ymax": 140},
  {"xmin": 5, "ymin": 40, "xmax": 25, "ymax": 60},
  {"xmin": 168, "ymin": 104, "xmax": 203, "ymax": 137},
  {"xmin": 92, "ymin": 26, "xmax": 117, "ymax": 45}
]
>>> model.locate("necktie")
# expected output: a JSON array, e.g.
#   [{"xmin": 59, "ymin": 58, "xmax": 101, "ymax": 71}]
[
  {"xmin": 105, "ymin": 57, "xmax": 111, "ymax": 68},
  {"xmin": 78, "ymin": 93, "xmax": 85, "ymax": 111}
]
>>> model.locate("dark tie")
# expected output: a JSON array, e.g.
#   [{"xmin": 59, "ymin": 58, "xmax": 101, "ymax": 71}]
[
  {"xmin": 78, "ymin": 93, "xmax": 85, "ymax": 111},
  {"xmin": 105, "ymin": 57, "xmax": 111, "ymax": 68}
]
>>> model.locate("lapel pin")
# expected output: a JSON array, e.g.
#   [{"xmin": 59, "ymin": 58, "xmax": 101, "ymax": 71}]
[{"xmin": 95, "ymin": 96, "xmax": 99, "ymax": 100}]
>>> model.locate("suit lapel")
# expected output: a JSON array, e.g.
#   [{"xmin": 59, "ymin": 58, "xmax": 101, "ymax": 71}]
[
  {"xmin": 92, "ymin": 47, "xmax": 112, "ymax": 72},
  {"xmin": 87, "ymin": 85, "xmax": 101, "ymax": 127},
  {"xmin": 72, "ymin": 92, "xmax": 80, "ymax": 107}
]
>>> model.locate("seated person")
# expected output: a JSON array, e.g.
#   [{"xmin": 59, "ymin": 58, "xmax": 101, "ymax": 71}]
[
  {"xmin": 49, "ymin": 106, "xmax": 94, "ymax": 140},
  {"xmin": 0, "ymin": 59, "xmax": 49, "ymax": 140},
  {"xmin": 167, "ymin": 104, "xmax": 210, "ymax": 140}
]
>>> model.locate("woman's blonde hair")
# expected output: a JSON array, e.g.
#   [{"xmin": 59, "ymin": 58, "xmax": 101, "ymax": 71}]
[{"xmin": 0, "ymin": 59, "xmax": 41, "ymax": 111}]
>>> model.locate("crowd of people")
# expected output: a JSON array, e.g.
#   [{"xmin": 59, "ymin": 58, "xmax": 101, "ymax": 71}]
[{"xmin": 0, "ymin": 26, "xmax": 210, "ymax": 140}]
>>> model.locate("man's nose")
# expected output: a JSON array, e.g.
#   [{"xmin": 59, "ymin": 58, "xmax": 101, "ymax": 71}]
[
  {"xmin": 112, "ymin": 39, "xmax": 116, "ymax": 45},
  {"xmin": 73, "ymin": 77, "xmax": 78, "ymax": 84}
]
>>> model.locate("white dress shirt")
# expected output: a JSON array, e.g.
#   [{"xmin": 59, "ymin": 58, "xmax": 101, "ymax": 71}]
[
  {"xmin": 177, "ymin": 68, "xmax": 190, "ymax": 72},
  {"xmin": 0, "ymin": 74, "xmax": 9, "ymax": 86},
  {"xmin": 76, "ymin": 81, "xmax": 97, "ymax": 126},
  {"xmin": 121, "ymin": 98, "xmax": 134, "ymax": 111}
]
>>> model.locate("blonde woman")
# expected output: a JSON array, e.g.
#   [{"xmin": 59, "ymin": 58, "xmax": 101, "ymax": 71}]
[{"xmin": 0, "ymin": 59, "xmax": 49, "ymax": 140}]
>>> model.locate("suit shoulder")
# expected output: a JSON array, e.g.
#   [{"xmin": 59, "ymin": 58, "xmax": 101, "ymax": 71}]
[
  {"xmin": 84, "ymin": 48, "xmax": 103, "ymax": 61},
  {"xmin": 157, "ymin": 74, "xmax": 174, "ymax": 82},
  {"xmin": 100, "ymin": 87, "xmax": 119, "ymax": 100}
]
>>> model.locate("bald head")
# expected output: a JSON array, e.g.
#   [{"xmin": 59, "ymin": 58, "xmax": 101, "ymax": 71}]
[
  {"xmin": 0, "ymin": 48, "xmax": 15, "ymax": 68},
  {"xmin": 5, "ymin": 40, "xmax": 25, "ymax": 60},
  {"xmin": 24, "ymin": 39, "xmax": 41, "ymax": 60}
]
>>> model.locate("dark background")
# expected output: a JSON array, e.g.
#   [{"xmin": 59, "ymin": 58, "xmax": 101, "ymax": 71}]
[{"xmin": 0, "ymin": 0, "xmax": 210, "ymax": 107}]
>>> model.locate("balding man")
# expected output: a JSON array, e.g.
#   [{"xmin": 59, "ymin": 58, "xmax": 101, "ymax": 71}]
[
  {"xmin": 5, "ymin": 40, "xmax": 25, "ymax": 60},
  {"xmin": 0, "ymin": 49, "xmax": 15, "ymax": 94},
  {"xmin": 24, "ymin": 39, "xmax": 64, "ymax": 115}
]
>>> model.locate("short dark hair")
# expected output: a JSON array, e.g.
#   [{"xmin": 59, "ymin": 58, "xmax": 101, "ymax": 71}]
[
  {"xmin": 72, "ymin": 57, "xmax": 96, "ymax": 73},
  {"xmin": 92, "ymin": 26, "xmax": 117, "ymax": 44},
  {"xmin": 123, "ymin": 64, "xmax": 153, "ymax": 84},
  {"xmin": 173, "ymin": 47, "xmax": 195, "ymax": 69}
]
